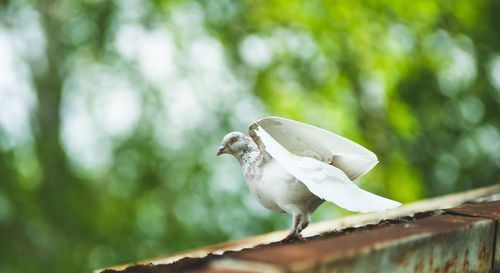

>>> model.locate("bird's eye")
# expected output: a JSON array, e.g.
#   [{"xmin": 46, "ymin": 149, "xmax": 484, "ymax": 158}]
[{"xmin": 230, "ymin": 138, "xmax": 237, "ymax": 143}]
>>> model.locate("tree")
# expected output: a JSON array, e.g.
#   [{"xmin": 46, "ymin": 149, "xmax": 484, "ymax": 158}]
[{"xmin": 0, "ymin": 0, "xmax": 499, "ymax": 272}]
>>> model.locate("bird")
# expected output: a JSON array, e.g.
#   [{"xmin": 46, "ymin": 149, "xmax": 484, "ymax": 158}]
[{"xmin": 216, "ymin": 116, "xmax": 401, "ymax": 241}]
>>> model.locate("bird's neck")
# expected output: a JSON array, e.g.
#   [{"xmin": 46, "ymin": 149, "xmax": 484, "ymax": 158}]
[
  {"xmin": 234, "ymin": 141, "xmax": 260, "ymax": 167},
  {"xmin": 238, "ymin": 148, "xmax": 261, "ymax": 181}
]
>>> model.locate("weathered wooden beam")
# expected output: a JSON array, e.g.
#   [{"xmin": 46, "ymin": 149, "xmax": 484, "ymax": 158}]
[
  {"xmin": 97, "ymin": 184, "xmax": 500, "ymax": 273},
  {"xmin": 216, "ymin": 215, "xmax": 495, "ymax": 273}
]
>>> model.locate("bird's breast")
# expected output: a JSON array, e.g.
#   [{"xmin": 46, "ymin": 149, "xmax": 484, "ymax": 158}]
[
  {"xmin": 244, "ymin": 160, "xmax": 294, "ymax": 213},
  {"xmin": 244, "ymin": 159, "xmax": 324, "ymax": 214}
]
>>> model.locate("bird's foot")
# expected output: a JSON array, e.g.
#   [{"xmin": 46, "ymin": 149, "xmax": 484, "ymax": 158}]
[{"xmin": 280, "ymin": 232, "xmax": 306, "ymax": 242}]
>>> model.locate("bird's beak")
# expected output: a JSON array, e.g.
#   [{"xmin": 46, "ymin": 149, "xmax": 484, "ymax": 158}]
[{"xmin": 216, "ymin": 145, "xmax": 227, "ymax": 156}]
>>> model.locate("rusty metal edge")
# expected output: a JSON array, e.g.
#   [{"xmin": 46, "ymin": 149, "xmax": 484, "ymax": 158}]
[
  {"xmin": 445, "ymin": 200, "xmax": 500, "ymax": 220},
  {"xmin": 223, "ymin": 215, "xmax": 494, "ymax": 271},
  {"xmin": 94, "ymin": 183, "xmax": 500, "ymax": 273}
]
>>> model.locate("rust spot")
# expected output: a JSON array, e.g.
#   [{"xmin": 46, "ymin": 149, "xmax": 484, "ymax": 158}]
[
  {"xmin": 393, "ymin": 247, "xmax": 407, "ymax": 267},
  {"xmin": 395, "ymin": 253, "xmax": 408, "ymax": 269},
  {"xmin": 479, "ymin": 245, "xmax": 487, "ymax": 261},
  {"xmin": 428, "ymin": 248, "xmax": 434, "ymax": 270},
  {"xmin": 414, "ymin": 257, "xmax": 424, "ymax": 273},
  {"xmin": 442, "ymin": 252, "xmax": 457, "ymax": 273},
  {"xmin": 461, "ymin": 248, "xmax": 470, "ymax": 272},
  {"xmin": 477, "ymin": 245, "xmax": 489, "ymax": 269}
]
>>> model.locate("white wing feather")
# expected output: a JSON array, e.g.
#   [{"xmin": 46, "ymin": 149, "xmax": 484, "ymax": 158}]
[
  {"xmin": 254, "ymin": 117, "xmax": 378, "ymax": 181},
  {"xmin": 255, "ymin": 126, "xmax": 401, "ymax": 213}
]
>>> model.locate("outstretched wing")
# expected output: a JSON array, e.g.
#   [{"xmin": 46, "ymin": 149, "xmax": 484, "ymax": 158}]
[
  {"xmin": 249, "ymin": 117, "xmax": 378, "ymax": 181},
  {"xmin": 249, "ymin": 118, "xmax": 400, "ymax": 213}
]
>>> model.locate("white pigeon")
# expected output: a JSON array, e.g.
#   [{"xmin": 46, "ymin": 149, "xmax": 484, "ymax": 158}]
[{"xmin": 216, "ymin": 117, "xmax": 401, "ymax": 240}]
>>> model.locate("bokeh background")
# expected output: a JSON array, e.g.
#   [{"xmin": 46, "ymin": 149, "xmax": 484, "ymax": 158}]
[{"xmin": 1, "ymin": 0, "xmax": 500, "ymax": 272}]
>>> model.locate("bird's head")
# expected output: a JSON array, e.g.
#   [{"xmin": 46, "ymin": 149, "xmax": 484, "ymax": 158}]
[{"xmin": 216, "ymin": 132, "xmax": 253, "ymax": 157}]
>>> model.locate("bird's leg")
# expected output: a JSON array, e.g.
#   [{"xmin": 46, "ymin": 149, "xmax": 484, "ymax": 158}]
[
  {"xmin": 297, "ymin": 216, "xmax": 310, "ymax": 233},
  {"xmin": 292, "ymin": 214, "xmax": 310, "ymax": 241},
  {"xmin": 280, "ymin": 214, "xmax": 306, "ymax": 242}
]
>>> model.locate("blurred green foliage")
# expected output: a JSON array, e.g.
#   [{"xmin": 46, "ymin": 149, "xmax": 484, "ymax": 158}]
[{"xmin": 0, "ymin": 0, "xmax": 499, "ymax": 272}]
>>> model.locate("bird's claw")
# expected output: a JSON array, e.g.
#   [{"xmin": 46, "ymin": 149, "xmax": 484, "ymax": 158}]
[{"xmin": 280, "ymin": 233, "xmax": 306, "ymax": 242}]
